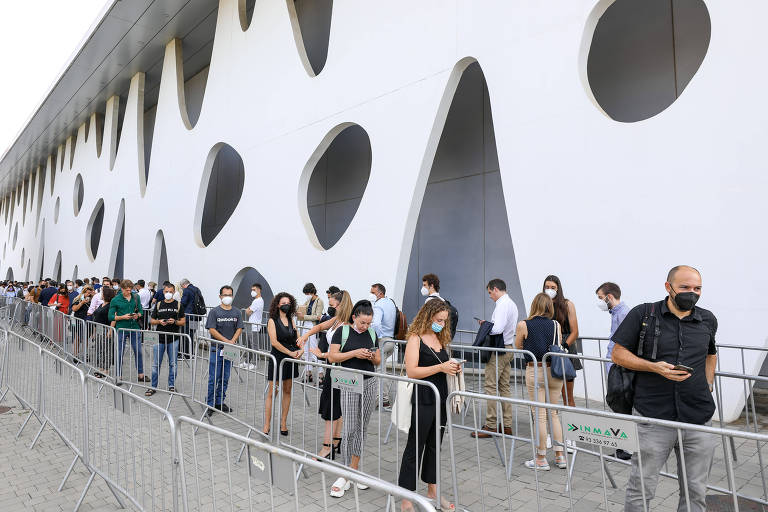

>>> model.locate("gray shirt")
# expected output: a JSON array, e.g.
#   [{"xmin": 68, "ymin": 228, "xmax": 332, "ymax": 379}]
[{"xmin": 205, "ymin": 305, "xmax": 244, "ymax": 341}]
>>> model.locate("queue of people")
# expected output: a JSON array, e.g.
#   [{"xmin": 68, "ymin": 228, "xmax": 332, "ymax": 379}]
[{"xmin": 6, "ymin": 264, "xmax": 719, "ymax": 512}]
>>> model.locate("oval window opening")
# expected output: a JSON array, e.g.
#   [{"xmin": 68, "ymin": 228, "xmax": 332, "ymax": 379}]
[
  {"xmin": 87, "ymin": 200, "xmax": 105, "ymax": 260},
  {"xmin": 54, "ymin": 197, "xmax": 60, "ymax": 223},
  {"xmin": 586, "ymin": 0, "xmax": 711, "ymax": 122},
  {"xmin": 12, "ymin": 223, "xmax": 18, "ymax": 249},
  {"xmin": 74, "ymin": 174, "xmax": 84, "ymax": 215},
  {"xmin": 197, "ymin": 143, "xmax": 245, "ymax": 247},
  {"xmin": 289, "ymin": 0, "xmax": 333, "ymax": 76},
  {"xmin": 303, "ymin": 124, "xmax": 371, "ymax": 250}
]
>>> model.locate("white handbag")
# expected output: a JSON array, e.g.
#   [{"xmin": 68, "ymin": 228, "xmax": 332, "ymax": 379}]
[{"xmin": 391, "ymin": 363, "xmax": 413, "ymax": 433}]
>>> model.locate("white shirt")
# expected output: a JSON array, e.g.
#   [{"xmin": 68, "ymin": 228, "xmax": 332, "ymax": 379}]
[
  {"xmin": 425, "ymin": 293, "xmax": 443, "ymax": 303},
  {"xmin": 489, "ymin": 293, "xmax": 518, "ymax": 346},
  {"xmin": 138, "ymin": 288, "xmax": 152, "ymax": 309},
  {"xmin": 248, "ymin": 296, "xmax": 264, "ymax": 331}
]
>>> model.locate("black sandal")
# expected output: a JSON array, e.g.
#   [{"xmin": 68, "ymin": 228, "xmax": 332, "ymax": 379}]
[
  {"xmin": 145, "ymin": 389, "xmax": 155, "ymax": 397},
  {"xmin": 333, "ymin": 437, "xmax": 342, "ymax": 454}
]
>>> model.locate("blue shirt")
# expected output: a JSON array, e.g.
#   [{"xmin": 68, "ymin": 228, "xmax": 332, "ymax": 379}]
[
  {"xmin": 372, "ymin": 297, "xmax": 397, "ymax": 338},
  {"xmin": 606, "ymin": 301, "xmax": 630, "ymax": 372}
]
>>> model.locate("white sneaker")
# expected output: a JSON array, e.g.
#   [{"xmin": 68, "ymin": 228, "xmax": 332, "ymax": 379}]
[
  {"xmin": 248, "ymin": 364, "xmax": 256, "ymax": 370},
  {"xmin": 238, "ymin": 362, "xmax": 247, "ymax": 369}
]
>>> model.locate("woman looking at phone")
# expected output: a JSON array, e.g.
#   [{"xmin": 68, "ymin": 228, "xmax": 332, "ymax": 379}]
[
  {"xmin": 327, "ymin": 300, "xmax": 381, "ymax": 498},
  {"xmin": 399, "ymin": 299, "xmax": 459, "ymax": 511}
]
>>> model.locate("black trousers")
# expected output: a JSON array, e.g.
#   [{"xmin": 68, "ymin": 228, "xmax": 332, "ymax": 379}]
[{"xmin": 398, "ymin": 401, "xmax": 446, "ymax": 491}]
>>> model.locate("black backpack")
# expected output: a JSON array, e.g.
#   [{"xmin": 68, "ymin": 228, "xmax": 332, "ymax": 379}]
[
  {"xmin": 191, "ymin": 286, "xmax": 207, "ymax": 316},
  {"xmin": 606, "ymin": 303, "xmax": 660, "ymax": 415},
  {"xmin": 442, "ymin": 298, "xmax": 459, "ymax": 340}
]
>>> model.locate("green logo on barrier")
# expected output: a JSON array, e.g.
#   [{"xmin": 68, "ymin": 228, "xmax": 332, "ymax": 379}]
[{"xmin": 567, "ymin": 424, "xmax": 628, "ymax": 439}]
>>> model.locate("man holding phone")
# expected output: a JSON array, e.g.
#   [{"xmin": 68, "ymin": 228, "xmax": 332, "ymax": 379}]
[
  {"xmin": 109, "ymin": 279, "xmax": 149, "ymax": 382},
  {"xmin": 148, "ymin": 283, "xmax": 186, "ymax": 394},
  {"xmin": 611, "ymin": 266, "xmax": 718, "ymax": 512}
]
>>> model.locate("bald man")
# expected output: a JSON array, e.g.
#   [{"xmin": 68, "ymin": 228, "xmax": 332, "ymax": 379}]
[{"xmin": 612, "ymin": 265, "xmax": 718, "ymax": 512}]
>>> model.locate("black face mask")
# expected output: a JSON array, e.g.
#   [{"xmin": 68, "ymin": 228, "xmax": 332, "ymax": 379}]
[
  {"xmin": 327, "ymin": 307, "xmax": 337, "ymax": 317},
  {"xmin": 669, "ymin": 287, "xmax": 700, "ymax": 311},
  {"xmin": 279, "ymin": 304, "xmax": 292, "ymax": 314}
]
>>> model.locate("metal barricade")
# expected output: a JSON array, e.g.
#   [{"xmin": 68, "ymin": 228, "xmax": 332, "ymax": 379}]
[
  {"xmin": 447, "ymin": 389, "xmax": 768, "ymax": 512},
  {"xmin": 82, "ymin": 320, "xmax": 117, "ymax": 378},
  {"xmin": 191, "ymin": 336, "xmax": 277, "ymax": 443},
  {"xmin": 84, "ymin": 374, "xmax": 179, "ymax": 511},
  {"xmin": 184, "ymin": 312, "xmax": 208, "ymax": 359},
  {"xmin": 114, "ymin": 328, "xmax": 196, "ymax": 410},
  {"xmin": 243, "ymin": 320, "xmax": 270, "ymax": 353},
  {"xmin": 277, "ymin": 358, "xmax": 445, "ymax": 507},
  {"xmin": 176, "ymin": 416, "xmax": 437, "ymax": 512},
  {"xmin": 2, "ymin": 331, "xmax": 43, "ymax": 439}
]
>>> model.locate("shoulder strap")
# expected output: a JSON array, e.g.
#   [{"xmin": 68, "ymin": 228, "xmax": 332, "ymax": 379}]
[
  {"xmin": 367, "ymin": 327, "xmax": 376, "ymax": 346},
  {"xmin": 341, "ymin": 325, "xmax": 350, "ymax": 351},
  {"xmin": 637, "ymin": 303, "xmax": 660, "ymax": 359}
]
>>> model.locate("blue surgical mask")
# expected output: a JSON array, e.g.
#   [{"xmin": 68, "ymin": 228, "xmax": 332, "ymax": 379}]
[{"xmin": 431, "ymin": 322, "xmax": 444, "ymax": 333}]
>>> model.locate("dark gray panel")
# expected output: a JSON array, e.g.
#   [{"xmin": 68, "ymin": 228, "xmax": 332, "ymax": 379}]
[
  {"xmin": 90, "ymin": 203, "xmax": 105, "ymax": 259},
  {"xmin": 114, "ymin": 219, "xmax": 125, "ymax": 280},
  {"xmin": 157, "ymin": 232, "xmax": 169, "ymax": 285},
  {"xmin": 294, "ymin": 0, "xmax": 333, "ymax": 75},
  {"xmin": 673, "ymin": 0, "xmax": 711, "ymax": 93},
  {"xmin": 184, "ymin": 67, "xmax": 210, "ymax": 127},
  {"xmin": 232, "ymin": 268, "xmax": 274, "ymax": 311},
  {"xmin": 403, "ymin": 62, "xmax": 523, "ymax": 332},
  {"xmin": 306, "ymin": 125, "xmax": 371, "ymax": 250},
  {"xmin": 588, "ymin": 0, "xmax": 676, "ymax": 123},
  {"xmin": 201, "ymin": 144, "xmax": 245, "ymax": 247},
  {"xmin": 144, "ymin": 106, "xmax": 157, "ymax": 182}
]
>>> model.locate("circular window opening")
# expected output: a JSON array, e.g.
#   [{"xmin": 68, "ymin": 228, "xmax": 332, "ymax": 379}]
[
  {"xmin": 73, "ymin": 174, "xmax": 84, "ymax": 216},
  {"xmin": 585, "ymin": 0, "xmax": 711, "ymax": 122},
  {"xmin": 54, "ymin": 197, "xmax": 60, "ymax": 223}
]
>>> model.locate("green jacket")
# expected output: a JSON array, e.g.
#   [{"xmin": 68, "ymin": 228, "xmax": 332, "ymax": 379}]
[{"xmin": 108, "ymin": 292, "xmax": 142, "ymax": 330}]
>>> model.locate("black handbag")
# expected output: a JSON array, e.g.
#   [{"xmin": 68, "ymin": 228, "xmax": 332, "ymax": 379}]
[
  {"xmin": 566, "ymin": 338, "xmax": 583, "ymax": 371},
  {"xmin": 606, "ymin": 303, "xmax": 659, "ymax": 414}
]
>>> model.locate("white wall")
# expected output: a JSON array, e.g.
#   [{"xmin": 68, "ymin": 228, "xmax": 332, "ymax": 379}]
[{"xmin": 0, "ymin": 0, "xmax": 765, "ymax": 422}]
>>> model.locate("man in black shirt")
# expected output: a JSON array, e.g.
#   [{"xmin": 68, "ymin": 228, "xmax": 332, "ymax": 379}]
[
  {"xmin": 612, "ymin": 265, "xmax": 718, "ymax": 512},
  {"xmin": 148, "ymin": 284, "xmax": 185, "ymax": 394}
]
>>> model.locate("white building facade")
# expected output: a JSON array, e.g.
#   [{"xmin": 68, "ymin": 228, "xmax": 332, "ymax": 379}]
[{"xmin": 0, "ymin": 0, "xmax": 764, "ymax": 421}]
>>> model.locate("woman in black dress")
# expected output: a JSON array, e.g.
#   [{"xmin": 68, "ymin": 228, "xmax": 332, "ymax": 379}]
[
  {"xmin": 298, "ymin": 290, "xmax": 354, "ymax": 459},
  {"xmin": 263, "ymin": 292, "xmax": 302, "ymax": 436},
  {"xmin": 399, "ymin": 299, "xmax": 460, "ymax": 511},
  {"xmin": 542, "ymin": 275, "xmax": 580, "ymax": 408}
]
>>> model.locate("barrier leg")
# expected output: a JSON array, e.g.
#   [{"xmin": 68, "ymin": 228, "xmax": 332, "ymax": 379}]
[
  {"xmin": 505, "ymin": 439, "xmax": 517, "ymax": 480},
  {"xmin": 603, "ymin": 457, "xmax": 617, "ymax": 488},
  {"xmin": 72, "ymin": 471, "xmax": 95, "ymax": 512},
  {"xmin": 0, "ymin": 387, "xmax": 8, "ymax": 403},
  {"xmin": 181, "ymin": 396, "xmax": 196, "ymax": 416},
  {"xmin": 15, "ymin": 409, "xmax": 37, "ymax": 439},
  {"xmin": 58, "ymin": 455, "xmax": 78, "ymax": 491},
  {"xmin": 28, "ymin": 418, "xmax": 47, "ymax": 449}
]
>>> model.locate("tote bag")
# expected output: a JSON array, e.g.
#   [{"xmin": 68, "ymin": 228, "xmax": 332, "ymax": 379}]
[{"xmin": 548, "ymin": 320, "xmax": 577, "ymax": 381}]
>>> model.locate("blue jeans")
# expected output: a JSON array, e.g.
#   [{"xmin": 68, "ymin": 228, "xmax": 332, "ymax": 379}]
[
  {"xmin": 206, "ymin": 351, "xmax": 231, "ymax": 407},
  {"xmin": 151, "ymin": 340, "xmax": 178, "ymax": 388},
  {"xmin": 117, "ymin": 330, "xmax": 144, "ymax": 377}
]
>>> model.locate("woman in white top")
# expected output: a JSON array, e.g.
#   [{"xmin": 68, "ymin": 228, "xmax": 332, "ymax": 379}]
[{"xmin": 298, "ymin": 290, "xmax": 352, "ymax": 459}]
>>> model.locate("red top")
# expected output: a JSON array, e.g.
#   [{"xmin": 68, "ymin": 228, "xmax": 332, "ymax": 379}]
[{"xmin": 48, "ymin": 293, "xmax": 70, "ymax": 314}]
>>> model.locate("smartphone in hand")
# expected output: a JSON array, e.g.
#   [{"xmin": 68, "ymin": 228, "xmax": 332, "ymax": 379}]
[{"xmin": 673, "ymin": 364, "xmax": 694, "ymax": 374}]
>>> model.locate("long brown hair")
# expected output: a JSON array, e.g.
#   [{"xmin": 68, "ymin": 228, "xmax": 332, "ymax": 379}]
[
  {"xmin": 527, "ymin": 293, "xmax": 554, "ymax": 320},
  {"xmin": 543, "ymin": 275, "xmax": 568, "ymax": 326},
  {"xmin": 331, "ymin": 290, "xmax": 353, "ymax": 324},
  {"xmin": 406, "ymin": 299, "xmax": 452, "ymax": 348}
]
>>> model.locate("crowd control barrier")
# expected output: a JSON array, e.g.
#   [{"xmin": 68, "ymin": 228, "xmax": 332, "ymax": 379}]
[
  {"xmin": 191, "ymin": 336, "xmax": 277, "ymax": 443},
  {"xmin": 447, "ymin": 390, "xmax": 768, "ymax": 512},
  {"xmin": 277, "ymin": 357, "xmax": 445, "ymax": 506},
  {"xmin": 114, "ymin": 328, "xmax": 196, "ymax": 411},
  {"xmin": 176, "ymin": 416, "xmax": 437, "ymax": 512}
]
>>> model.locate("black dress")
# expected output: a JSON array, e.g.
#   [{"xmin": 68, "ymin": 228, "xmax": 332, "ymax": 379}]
[
  {"xmin": 267, "ymin": 318, "xmax": 300, "ymax": 381},
  {"xmin": 398, "ymin": 338, "xmax": 449, "ymax": 491},
  {"xmin": 318, "ymin": 322, "xmax": 342, "ymax": 421}
]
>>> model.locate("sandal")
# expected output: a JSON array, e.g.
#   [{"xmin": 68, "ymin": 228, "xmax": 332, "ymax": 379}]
[
  {"xmin": 524, "ymin": 458, "xmax": 551, "ymax": 471},
  {"xmin": 145, "ymin": 389, "xmax": 155, "ymax": 397},
  {"xmin": 314, "ymin": 443, "xmax": 334, "ymax": 461},
  {"xmin": 555, "ymin": 454, "xmax": 567, "ymax": 469},
  {"xmin": 428, "ymin": 497, "xmax": 455, "ymax": 510},
  {"xmin": 333, "ymin": 437, "xmax": 342, "ymax": 454},
  {"xmin": 330, "ymin": 477, "xmax": 350, "ymax": 498}
]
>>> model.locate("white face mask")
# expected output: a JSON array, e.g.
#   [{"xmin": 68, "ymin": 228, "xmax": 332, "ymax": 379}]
[
  {"xmin": 164, "ymin": 292, "xmax": 174, "ymax": 301},
  {"xmin": 113, "ymin": 285, "xmax": 119, "ymax": 290},
  {"xmin": 544, "ymin": 289, "xmax": 557, "ymax": 300},
  {"xmin": 368, "ymin": 293, "xmax": 378, "ymax": 303},
  {"xmin": 251, "ymin": 290, "xmax": 258, "ymax": 298},
  {"xmin": 596, "ymin": 298, "xmax": 610, "ymax": 311},
  {"xmin": 67, "ymin": 285, "xmax": 73, "ymax": 291},
  {"xmin": 221, "ymin": 296, "xmax": 233, "ymax": 306},
  {"xmin": 420, "ymin": 286, "xmax": 429, "ymax": 297}
]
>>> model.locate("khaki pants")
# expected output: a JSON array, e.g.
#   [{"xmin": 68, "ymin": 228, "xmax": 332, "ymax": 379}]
[
  {"xmin": 484, "ymin": 351, "xmax": 514, "ymax": 428},
  {"xmin": 525, "ymin": 365, "xmax": 564, "ymax": 456}
]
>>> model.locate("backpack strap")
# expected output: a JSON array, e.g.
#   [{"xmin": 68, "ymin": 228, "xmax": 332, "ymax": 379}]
[
  {"xmin": 637, "ymin": 303, "xmax": 660, "ymax": 360},
  {"xmin": 367, "ymin": 327, "xmax": 376, "ymax": 347},
  {"xmin": 341, "ymin": 325, "xmax": 350, "ymax": 351}
]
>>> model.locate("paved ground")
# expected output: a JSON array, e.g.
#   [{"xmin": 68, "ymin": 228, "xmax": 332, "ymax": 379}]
[{"xmin": 1, "ymin": 326, "xmax": 767, "ymax": 512}]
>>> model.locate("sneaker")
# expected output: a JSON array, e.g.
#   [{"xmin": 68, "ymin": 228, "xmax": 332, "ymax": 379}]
[
  {"xmin": 248, "ymin": 364, "xmax": 256, "ymax": 371},
  {"xmin": 238, "ymin": 362, "xmax": 248, "ymax": 369},
  {"xmin": 215, "ymin": 403, "xmax": 232, "ymax": 413},
  {"xmin": 524, "ymin": 459, "xmax": 551, "ymax": 471},
  {"xmin": 615, "ymin": 449, "xmax": 632, "ymax": 461},
  {"xmin": 206, "ymin": 408, "xmax": 215, "ymax": 417}
]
